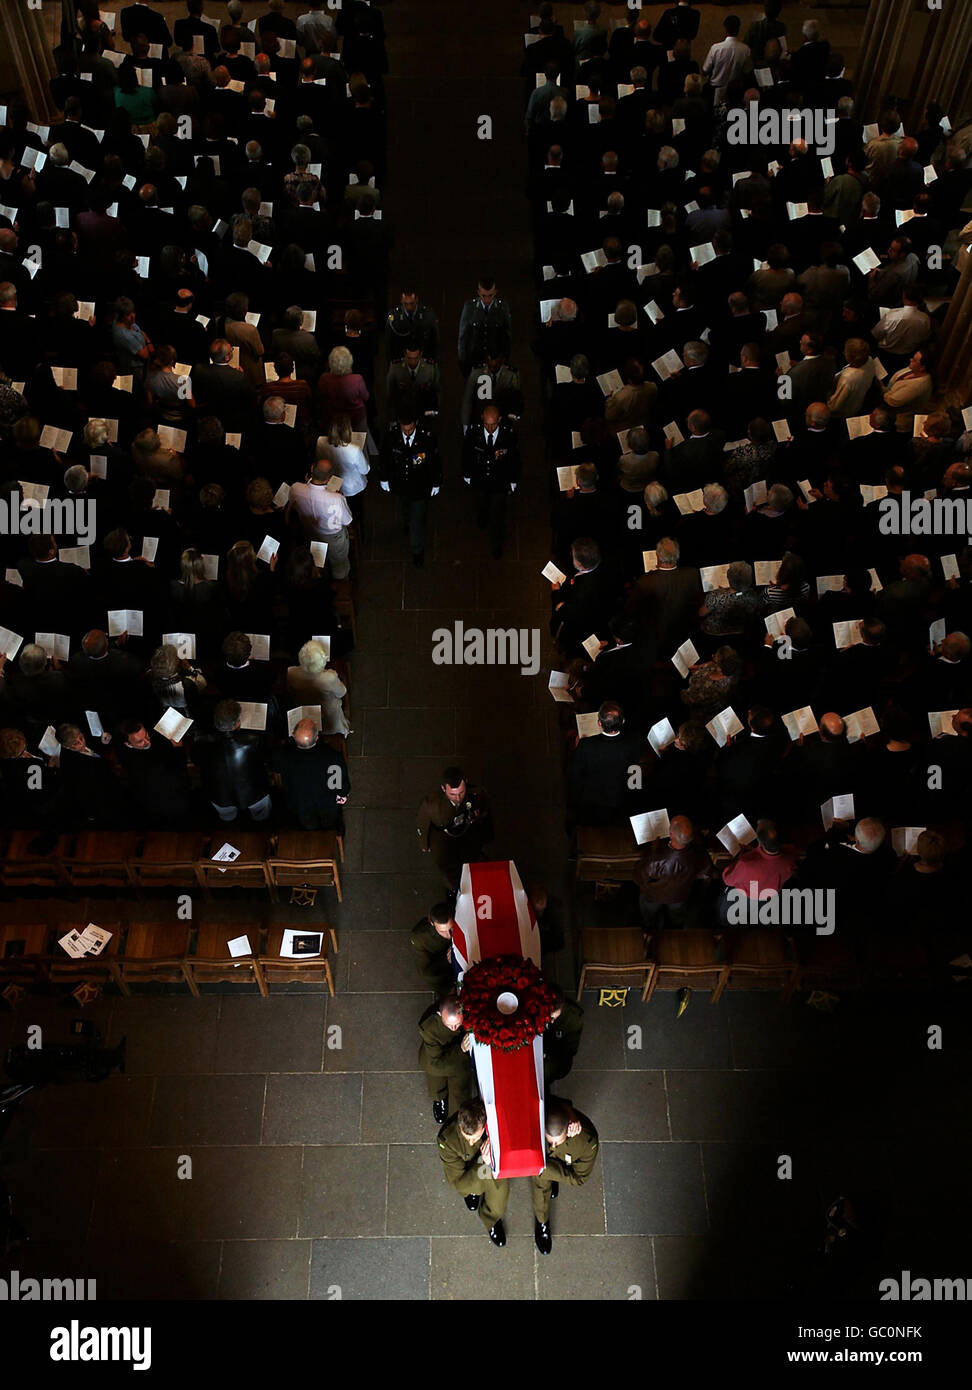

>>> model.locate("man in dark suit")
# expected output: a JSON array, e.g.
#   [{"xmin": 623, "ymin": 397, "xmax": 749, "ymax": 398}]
[
  {"xmin": 566, "ymin": 701, "xmax": 644, "ymax": 827},
  {"xmin": 625, "ymin": 535, "xmax": 702, "ymax": 652},
  {"xmin": 69, "ymin": 630, "xmax": 148, "ymax": 726},
  {"xmin": 269, "ymin": 716, "xmax": 350, "ymax": 830},
  {"xmin": 662, "ymin": 410, "xmax": 727, "ymax": 493},
  {"xmin": 551, "ymin": 536, "xmax": 617, "ymax": 659},
  {"xmin": 120, "ymin": 0, "xmax": 173, "ymax": 48},
  {"xmin": 462, "ymin": 404, "xmax": 521, "ymax": 559},
  {"xmin": 191, "ymin": 340, "xmax": 259, "ymax": 434},
  {"xmin": 17, "ymin": 536, "xmax": 91, "ymax": 639},
  {"xmin": 714, "ymin": 705, "xmax": 786, "ymax": 824},
  {"xmin": 116, "ymin": 721, "xmax": 195, "ymax": 827}
]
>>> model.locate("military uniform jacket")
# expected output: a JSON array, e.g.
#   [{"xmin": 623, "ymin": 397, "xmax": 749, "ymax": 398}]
[
  {"xmin": 462, "ymin": 421, "xmax": 522, "ymax": 494},
  {"xmin": 410, "ymin": 917, "xmax": 452, "ymax": 979},
  {"xmin": 378, "ymin": 423, "xmax": 442, "ymax": 499},
  {"xmin": 457, "ymin": 297, "xmax": 513, "ymax": 373},
  {"xmin": 386, "ymin": 303, "xmax": 439, "ymax": 361},
  {"xmin": 386, "ymin": 359, "xmax": 440, "ymax": 417},
  {"xmin": 417, "ymin": 785, "xmax": 490, "ymax": 847},
  {"xmin": 544, "ymin": 998, "xmax": 584, "ymax": 1063},
  {"xmin": 460, "ymin": 362, "xmax": 523, "ymax": 428},
  {"xmin": 437, "ymin": 1116, "xmax": 489, "ymax": 1195},
  {"xmin": 418, "ymin": 1005, "xmax": 465, "ymax": 1074},
  {"xmin": 544, "ymin": 1110, "xmax": 599, "ymax": 1186}
]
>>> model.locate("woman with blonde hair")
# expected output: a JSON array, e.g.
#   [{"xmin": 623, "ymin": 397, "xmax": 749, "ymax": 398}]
[
  {"xmin": 316, "ymin": 344, "xmax": 369, "ymax": 432},
  {"xmin": 322, "ymin": 417, "xmax": 369, "ymax": 522},
  {"xmin": 827, "ymin": 338, "xmax": 876, "ymax": 418},
  {"xmin": 286, "ymin": 639, "xmax": 350, "ymax": 737}
]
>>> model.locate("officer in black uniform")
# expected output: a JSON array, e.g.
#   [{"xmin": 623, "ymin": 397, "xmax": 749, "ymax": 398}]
[
  {"xmin": 378, "ymin": 404, "xmax": 442, "ymax": 567},
  {"xmin": 457, "ymin": 278, "xmax": 513, "ymax": 377},
  {"xmin": 462, "ymin": 403, "xmax": 522, "ymax": 558},
  {"xmin": 386, "ymin": 287, "xmax": 440, "ymax": 362}
]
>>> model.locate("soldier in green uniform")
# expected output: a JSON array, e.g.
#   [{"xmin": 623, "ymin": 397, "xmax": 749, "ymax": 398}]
[
  {"xmin": 543, "ymin": 985, "xmax": 585, "ymax": 1086},
  {"xmin": 416, "ymin": 765, "xmax": 492, "ymax": 892},
  {"xmin": 410, "ymin": 901, "xmax": 456, "ymax": 995},
  {"xmin": 531, "ymin": 1101, "xmax": 599, "ymax": 1254},
  {"xmin": 386, "ymin": 287, "xmax": 440, "ymax": 362},
  {"xmin": 418, "ymin": 992, "xmax": 473, "ymax": 1124},
  {"xmin": 437, "ymin": 1098, "xmax": 509, "ymax": 1246}
]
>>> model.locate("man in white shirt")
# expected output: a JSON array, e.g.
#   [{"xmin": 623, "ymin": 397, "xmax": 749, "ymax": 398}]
[
  {"xmin": 872, "ymin": 287, "xmax": 931, "ymax": 368},
  {"xmin": 288, "ymin": 460, "xmax": 353, "ymax": 579},
  {"xmin": 702, "ymin": 16, "xmax": 750, "ymax": 106}
]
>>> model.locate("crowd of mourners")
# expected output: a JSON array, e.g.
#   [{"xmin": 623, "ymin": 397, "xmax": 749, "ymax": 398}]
[
  {"xmin": 0, "ymin": 0, "xmax": 400, "ymax": 832},
  {"xmin": 522, "ymin": 2, "xmax": 972, "ymax": 962}
]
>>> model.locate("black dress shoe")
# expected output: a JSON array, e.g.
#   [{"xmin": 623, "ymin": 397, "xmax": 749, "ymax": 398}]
[
  {"xmin": 534, "ymin": 1220, "xmax": 552, "ymax": 1255},
  {"xmin": 412, "ymin": 550, "xmax": 424, "ymax": 567},
  {"xmin": 488, "ymin": 1219, "xmax": 506, "ymax": 1247},
  {"xmin": 464, "ymin": 1193, "xmax": 482, "ymax": 1212},
  {"xmin": 432, "ymin": 1099, "xmax": 447, "ymax": 1123},
  {"xmin": 551, "ymin": 1181, "xmax": 559, "ymax": 1199}
]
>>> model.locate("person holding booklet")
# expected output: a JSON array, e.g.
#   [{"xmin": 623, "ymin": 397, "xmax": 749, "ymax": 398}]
[{"xmin": 634, "ymin": 814, "xmax": 714, "ymax": 928}]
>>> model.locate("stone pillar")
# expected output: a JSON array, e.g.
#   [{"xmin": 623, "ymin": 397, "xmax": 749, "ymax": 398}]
[
  {"xmin": 0, "ymin": 6, "xmax": 58, "ymax": 123},
  {"xmin": 908, "ymin": 4, "xmax": 972, "ymax": 130}
]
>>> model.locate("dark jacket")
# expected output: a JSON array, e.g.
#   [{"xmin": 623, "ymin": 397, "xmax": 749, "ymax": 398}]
[
  {"xmin": 462, "ymin": 420, "xmax": 521, "ymax": 493},
  {"xmin": 193, "ymin": 728, "xmax": 269, "ymax": 808},
  {"xmin": 378, "ymin": 423, "xmax": 442, "ymax": 499}
]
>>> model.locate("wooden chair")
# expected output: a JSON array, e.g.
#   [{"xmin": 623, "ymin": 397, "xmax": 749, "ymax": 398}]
[
  {"xmin": 719, "ymin": 928, "xmax": 798, "ymax": 1002},
  {"xmin": 268, "ymin": 830, "xmax": 343, "ymax": 903},
  {"xmin": 0, "ymin": 832, "xmax": 72, "ymax": 891},
  {"xmin": 63, "ymin": 832, "xmax": 140, "ymax": 892},
  {"xmin": 131, "ymin": 832, "xmax": 210, "ymax": 894},
  {"xmin": 575, "ymin": 824, "xmax": 641, "ymax": 895},
  {"xmin": 0, "ymin": 922, "xmax": 52, "ymax": 992},
  {"xmin": 576, "ymin": 927, "xmax": 652, "ymax": 1000},
  {"xmin": 259, "ymin": 923, "xmax": 335, "ymax": 996},
  {"xmin": 332, "ymin": 578, "xmax": 357, "ymax": 644},
  {"xmin": 114, "ymin": 920, "xmax": 197, "ymax": 996},
  {"xmin": 48, "ymin": 920, "xmax": 127, "ymax": 997},
  {"xmin": 186, "ymin": 920, "xmax": 268, "ymax": 996},
  {"xmin": 195, "ymin": 832, "xmax": 273, "ymax": 900},
  {"xmin": 862, "ymin": 930, "xmax": 930, "ymax": 990},
  {"xmin": 645, "ymin": 929, "xmax": 728, "ymax": 1003}
]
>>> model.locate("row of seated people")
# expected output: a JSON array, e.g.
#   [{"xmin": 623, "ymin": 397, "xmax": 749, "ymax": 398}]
[{"xmin": 520, "ymin": 10, "xmax": 971, "ymax": 973}]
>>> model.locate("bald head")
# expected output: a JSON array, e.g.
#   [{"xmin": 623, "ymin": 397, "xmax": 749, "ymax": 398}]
[
  {"xmin": 820, "ymin": 712, "xmax": 845, "ymax": 741},
  {"xmin": 669, "ymin": 815, "xmax": 694, "ymax": 849},
  {"xmin": 293, "ymin": 718, "xmax": 319, "ymax": 748},
  {"xmin": 854, "ymin": 818, "xmax": 886, "ymax": 854}
]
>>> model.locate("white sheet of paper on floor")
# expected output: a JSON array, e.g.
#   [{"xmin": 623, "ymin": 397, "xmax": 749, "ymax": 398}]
[
  {"xmin": 648, "ymin": 717, "xmax": 676, "ymax": 756},
  {"xmin": 575, "ymin": 711, "xmax": 600, "ymax": 739},
  {"xmin": 79, "ymin": 924, "xmax": 111, "ymax": 955},
  {"xmin": 671, "ymin": 638, "xmax": 699, "ymax": 679},
  {"xmin": 211, "ymin": 843, "xmax": 241, "ymax": 863},
  {"xmin": 163, "ymin": 633, "xmax": 196, "ymax": 660},
  {"xmin": 541, "ymin": 561, "xmax": 566, "ymax": 585},
  {"xmin": 821, "ymin": 794, "xmax": 855, "ymax": 830},
  {"xmin": 246, "ymin": 633, "xmax": 270, "ymax": 661},
  {"xmin": 717, "ymin": 813, "xmax": 756, "ymax": 856},
  {"xmin": 155, "ymin": 708, "xmax": 193, "ymax": 742},
  {"xmin": 228, "ymin": 934, "xmax": 252, "ymax": 958},
  {"xmin": 58, "ymin": 929, "xmax": 88, "ymax": 959},
  {"xmin": 844, "ymin": 707, "xmax": 879, "ymax": 743},
  {"xmin": 630, "ymin": 809, "xmax": 670, "ymax": 845},
  {"xmin": 783, "ymin": 706, "xmax": 818, "ymax": 741}
]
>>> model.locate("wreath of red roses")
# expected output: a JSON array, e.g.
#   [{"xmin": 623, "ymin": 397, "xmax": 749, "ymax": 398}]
[{"xmin": 459, "ymin": 954, "xmax": 557, "ymax": 1052}]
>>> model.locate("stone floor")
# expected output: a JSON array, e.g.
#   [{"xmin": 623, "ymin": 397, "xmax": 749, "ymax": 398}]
[{"xmin": 5, "ymin": 1, "xmax": 971, "ymax": 1303}]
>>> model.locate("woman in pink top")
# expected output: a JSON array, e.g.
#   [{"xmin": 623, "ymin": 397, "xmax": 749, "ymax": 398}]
[{"xmin": 317, "ymin": 345, "xmax": 369, "ymax": 432}]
